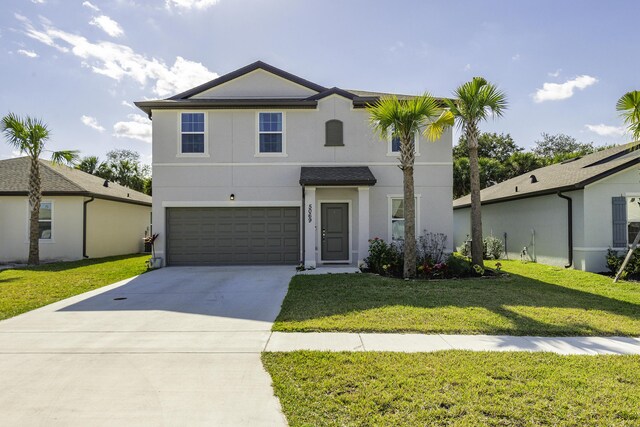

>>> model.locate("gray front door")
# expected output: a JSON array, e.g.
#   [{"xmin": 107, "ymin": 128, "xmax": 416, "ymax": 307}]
[{"xmin": 321, "ymin": 203, "xmax": 349, "ymax": 261}]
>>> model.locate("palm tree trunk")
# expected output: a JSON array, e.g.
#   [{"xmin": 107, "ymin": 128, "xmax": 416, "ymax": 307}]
[
  {"xmin": 467, "ymin": 124, "xmax": 484, "ymax": 268},
  {"xmin": 402, "ymin": 165, "xmax": 416, "ymax": 278},
  {"xmin": 28, "ymin": 156, "xmax": 41, "ymax": 265}
]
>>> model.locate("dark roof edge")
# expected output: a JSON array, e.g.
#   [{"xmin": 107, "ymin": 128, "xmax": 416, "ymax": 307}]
[
  {"xmin": 299, "ymin": 179, "xmax": 377, "ymax": 186},
  {"xmin": 306, "ymin": 87, "xmax": 356, "ymax": 101},
  {"xmin": 168, "ymin": 61, "xmax": 327, "ymax": 100},
  {"xmin": 453, "ymin": 156, "xmax": 640, "ymax": 209},
  {"xmin": 135, "ymin": 99, "xmax": 318, "ymax": 116},
  {"xmin": 0, "ymin": 191, "xmax": 152, "ymax": 207}
]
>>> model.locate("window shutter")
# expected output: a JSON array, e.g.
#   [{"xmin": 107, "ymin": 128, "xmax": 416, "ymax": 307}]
[
  {"xmin": 325, "ymin": 120, "xmax": 344, "ymax": 146},
  {"xmin": 612, "ymin": 196, "xmax": 627, "ymax": 247}
]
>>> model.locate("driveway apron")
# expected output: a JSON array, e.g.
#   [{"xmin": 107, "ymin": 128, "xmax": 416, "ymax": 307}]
[{"xmin": 0, "ymin": 266, "xmax": 294, "ymax": 427}]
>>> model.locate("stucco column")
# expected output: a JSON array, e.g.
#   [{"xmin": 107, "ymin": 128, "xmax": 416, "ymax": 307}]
[
  {"xmin": 304, "ymin": 187, "xmax": 317, "ymax": 268},
  {"xmin": 357, "ymin": 186, "xmax": 370, "ymax": 266}
]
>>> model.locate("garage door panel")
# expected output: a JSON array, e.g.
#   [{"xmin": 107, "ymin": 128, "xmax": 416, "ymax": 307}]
[{"xmin": 167, "ymin": 207, "xmax": 300, "ymax": 266}]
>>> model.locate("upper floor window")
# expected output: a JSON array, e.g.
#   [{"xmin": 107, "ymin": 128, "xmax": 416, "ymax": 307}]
[
  {"xmin": 388, "ymin": 134, "xmax": 418, "ymax": 156},
  {"xmin": 180, "ymin": 112, "xmax": 206, "ymax": 154},
  {"xmin": 38, "ymin": 201, "xmax": 53, "ymax": 240},
  {"xmin": 257, "ymin": 112, "xmax": 285, "ymax": 155},
  {"xmin": 325, "ymin": 119, "xmax": 344, "ymax": 147}
]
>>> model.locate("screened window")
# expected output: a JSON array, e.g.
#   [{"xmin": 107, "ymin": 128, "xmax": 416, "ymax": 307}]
[
  {"xmin": 325, "ymin": 120, "xmax": 344, "ymax": 147},
  {"xmin": 181, "ymin": 113, "xmax": 205, "ymax": 153},
  {"xmin": 389, "ymin": 135, "xmax": 416, "ymax": 154},
  {"xmin": 389, "ymin": 197, "xmax": 418, "ymax": 241},
  {"xmin": 258, "ymin": 112, "xmax": 283, "ymax": 153},
  {"xmin": 39, "ymin": 202, "xmax": 52, "ymax": 240}
]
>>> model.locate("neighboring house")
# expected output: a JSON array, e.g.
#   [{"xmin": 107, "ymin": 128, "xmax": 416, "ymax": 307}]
[
  {"xmin": 135, "ymin": 61, "xmax": 453, "ymax": 267},
  {"xmin": 0, "ymin": 157, "xmax": 152, "ymax": 263},
  {"xmin": 453, "ymin": 143, "xmax": 640, "ymax": 272}
]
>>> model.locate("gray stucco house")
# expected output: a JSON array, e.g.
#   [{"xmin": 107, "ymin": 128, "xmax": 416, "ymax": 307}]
[
  {"xmin": 135, "ymin": 61, "xmax": 453, "ymax": 267},
  {"xmin": 453, "ymin": 143, "xmax": 640, "ymax": 272}
]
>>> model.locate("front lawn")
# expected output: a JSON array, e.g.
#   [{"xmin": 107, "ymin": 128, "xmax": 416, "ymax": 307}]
[
  {"xmin": 0, "ymin": 254, "xmax": 149, "ymax": 320},
  {"xmin": 263, "ymin": 351, "xmax": 640, "ymax": 426},
  {"xmin": 273, "ymin": 260, "xmax": 640, "ymax": 335}
]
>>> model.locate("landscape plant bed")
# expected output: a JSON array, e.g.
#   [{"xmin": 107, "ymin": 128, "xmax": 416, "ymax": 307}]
[
  {"xmin": 262, "ymin": 350, "xmax": 640, "ymax": 427},
  {"xmin": 273, "ymin": 260, "xmax": 640, "ymax": 335},
  {"xmin": 0, "ymin": 253, "xmax": 149, "ymax": 320}
]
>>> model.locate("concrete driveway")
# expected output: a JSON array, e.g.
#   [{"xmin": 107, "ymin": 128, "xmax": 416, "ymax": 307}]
[{"xmin": 0, "ymin": 266, "xmax": 294, "ymax": 426}]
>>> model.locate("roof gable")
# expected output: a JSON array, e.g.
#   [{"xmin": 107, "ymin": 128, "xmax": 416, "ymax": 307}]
[{"xmin": 170, "ymin": 61, "xmax": 326, "ymax": 100}]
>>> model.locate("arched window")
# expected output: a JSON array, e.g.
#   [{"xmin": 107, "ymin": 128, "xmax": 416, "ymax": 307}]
[{"xmin": 325, "ymin": 119, "xmax": 344, "ymax": 147}]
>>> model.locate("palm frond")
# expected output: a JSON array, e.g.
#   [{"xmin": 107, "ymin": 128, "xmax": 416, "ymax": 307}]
[
  {"xmin": 617, "ymin": 91, "xmax": 640, "ymax": 140},
  {"xmin": 50, "ymin": 150, "xmax": 80, "ymax": 166}
]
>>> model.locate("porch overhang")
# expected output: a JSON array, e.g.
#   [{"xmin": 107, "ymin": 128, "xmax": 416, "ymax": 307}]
[{"xmin": 299, "ymin": 166, "xmax": 377, "ymax": 186}]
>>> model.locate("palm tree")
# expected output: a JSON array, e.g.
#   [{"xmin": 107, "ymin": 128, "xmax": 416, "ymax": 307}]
[
  {"xmin": 368, "ymin": 94, "xmax": 453, "ymax": 278},
  {"xmin": 1, "ymin": 113, "xmax": 78, "ymax": 265},
  {"xmin": 617, "ymin": 91, "xmax": 640, "ymax": 140},
  {"xmin": 445, "ymin": 78, "xmax": 507, "ymax": 267}
]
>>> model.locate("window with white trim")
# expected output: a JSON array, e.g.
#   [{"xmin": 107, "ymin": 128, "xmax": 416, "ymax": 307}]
[
  {"xmin": 180, "ymin": 112, "xmax": 205, "ymax": 154},
  {"xmin": 389, "ymin": 197, "xmax": 418, "ymax": 241},
  {"xmin": 388, "ymin": 134, "xmax": 418, "ymax": 155},
  {"xmin": 628, "ymin": 197, "xmax": 640, "ymax": 244},
  {"xmin": 258, "ymin": 112, "xmax": 283, "ymax": 153},
  {"xmin": 38, "ymin": 202, "xmax": 52, "ymax": 240}
]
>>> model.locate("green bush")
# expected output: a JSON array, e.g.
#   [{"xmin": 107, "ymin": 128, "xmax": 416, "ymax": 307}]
[
  {"xmin": 606, "ymin": 248, "xmax": 640, "ymax": 279},
  {"xmin": 445, "ymin": 253, "xmax": 473, "ymax": 277},
  {"xmin": 365, "ymin": 238, "xmax": 402, "ymax": 276},
  {"xmin": 484, "ymin": 236, "xmax": 504, "ymax": 260}
]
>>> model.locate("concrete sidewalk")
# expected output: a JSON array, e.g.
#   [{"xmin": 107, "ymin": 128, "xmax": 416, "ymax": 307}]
[{"xmin": 265, "ymin": 332, "xmax": 640, "ymax": 355}]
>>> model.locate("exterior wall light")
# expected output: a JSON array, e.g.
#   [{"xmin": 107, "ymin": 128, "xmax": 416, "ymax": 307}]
[{"xmin": 230, "ymin": 194, "xmax": 235, "ymax": 201}]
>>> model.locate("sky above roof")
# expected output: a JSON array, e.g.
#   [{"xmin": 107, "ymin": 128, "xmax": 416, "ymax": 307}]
[{"xmin": 1, "ymin": 0, "xmax": 638, "ymax": 164}]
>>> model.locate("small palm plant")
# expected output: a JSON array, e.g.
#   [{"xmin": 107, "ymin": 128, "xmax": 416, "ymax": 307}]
[
  {"xmin": 617, "ymin": 91, "xmax": 640, "ymax": 141},
  {"xmin": 1, "ymin": 113, "xmax": 78, "ymax": 265}
]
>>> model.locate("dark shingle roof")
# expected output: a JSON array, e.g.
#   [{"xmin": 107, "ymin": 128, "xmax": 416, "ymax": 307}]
[
  {"xmin": 0, "ymin": 157, "xmax": 151, "ymax": 206},
  {"xmin": 453, "ymin": 143, "xmax": 640, "ymax": 209},
  {"xmin": 299, "ymin": 167, "xmax": 377, "ymax": 186}
]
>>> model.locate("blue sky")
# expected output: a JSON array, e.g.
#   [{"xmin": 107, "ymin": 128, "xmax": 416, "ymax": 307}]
[{"xmin": 1, "ymin": 0, "xmax": 639, "ymax": 164}]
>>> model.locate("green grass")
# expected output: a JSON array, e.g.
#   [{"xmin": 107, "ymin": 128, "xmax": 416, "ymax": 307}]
[
  {"xmin": 263, "ymin": 351, "xmax": 640, "ymax": 426},
  {"xmin": 0, "ymin": 254, "xmax": 150, "ymax": 320},
  {"xmin": 273, "ymin": 260, "xmax": 640, "ymax": 335}
]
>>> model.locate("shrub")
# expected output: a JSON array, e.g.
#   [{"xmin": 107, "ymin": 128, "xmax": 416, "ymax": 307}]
[
  {"xmin": 606, "ymin": 247, "xmax": 640, "ymax": 279},
  {"xmin": 417, "ymin": 230, "xmax": 447, "ymax": 265},
  {"xmin": 484, "ymin": 236, "xmax": 504, "ymax": 260},
  {"xmin": 365, "ymin": 238, "xmax": 403, "ymax": 276},
  {"xmin": 445, "ymin": 253, "xmax": 473, "ymax": 277}
]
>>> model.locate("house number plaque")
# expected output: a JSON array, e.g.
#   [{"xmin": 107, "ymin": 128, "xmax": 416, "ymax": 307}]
[{"xmin": 307, "ymin": 204, "xmax": 313, "ymax": 223}]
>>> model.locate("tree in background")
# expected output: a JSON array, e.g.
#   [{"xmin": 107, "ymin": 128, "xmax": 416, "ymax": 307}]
[
  {"xmin": 446, "ymin": 77, "xmax": 508, "ymax": 267},
  {"xmin": 532, "ymin": 133, "xmax": 596, "ymax": 161},
  {"xmin": 453, "ymin": 132, "xmax": 521, "ymax": 162},
  {"xmin": 76, "ymin": 149, "xmax": 151, "ymax": 195},
  {"xmin": 1, "ymin": 113, "xmax": 78, "ymax": 265},
  {"xmin": 617, "ymin": 91, "xmax": 640, "ymax": 141},
  {"xmin": 368, "ymin": 94, "xmax": 453, "ymax": 278}
]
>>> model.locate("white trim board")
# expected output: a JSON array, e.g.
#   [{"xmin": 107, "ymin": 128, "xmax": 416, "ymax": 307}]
[
  {"xmin": 154, "ymin": 161, "xmax": 452, "ymax": 167},
  {"xmin": 162, "ymin": 201, "xmax": 301, "ymax": 208}
]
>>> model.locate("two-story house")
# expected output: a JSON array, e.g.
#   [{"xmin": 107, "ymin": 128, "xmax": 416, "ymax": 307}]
[{"xmin": 135, "ymin": 61, "xmax": 453, "ymax": 267}]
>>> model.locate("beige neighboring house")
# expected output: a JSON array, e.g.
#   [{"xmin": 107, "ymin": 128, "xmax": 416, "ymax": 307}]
[
  {"xmin": 0, "ymin": 157, "xmax": 152, "ymax": 263},
  {"xmin": 135, "ymin": 61, "xmax": 454, "ymax": 267},
  {"xmin": 453, "ymin": 143, "xmax": 640, "ymax": 272}
]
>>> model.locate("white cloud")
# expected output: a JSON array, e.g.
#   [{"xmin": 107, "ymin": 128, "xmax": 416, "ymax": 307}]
[
  {"xmin": 17, "ymin": 49, "xmax": 38, "ymax": 58},
  {"xmin": 464, "ymin": 63, "xmax": 471, "ymax": 71},
  {"xmin": 548, "ymin": 69, "xmax": 561, "ymax": 78},
  {"xmin": 32, "ymin": 0, "xmax": 46, "ymax": 4},
  {"xmin": 389, "ymin": 41, "xmax": 404, "ymax": 52},
  {"xmin": 90, "ymin": 15, "xmax": 124, "ymax": 38},
  {"xmin": 121, "ymin": 100, "xmax": 135, "ymax": 108},
  {"xmin": 81, "ymin": 115, "xmax": 105, "ymax": 132},
  {"xmin": 113, "ymin": 114, "xmax": 152, "ymax": 143},
  {"xmin": 585, "ymin": 124, "xmax": 626, "ymax": 137},
  {"xmin": 166, "ymin": 0, "xmax": 221, "ymax": 10},
  {"xmin": 82, "ymin": 1, "xmax": 101, "ymax": 12},
  {"xmin": 19, "ymin": 17, "xmax": 217, "ymax": 96},
  {"xmin": 533, "ymin": 75, "xmax": 598, "ymax": 103},
  {"xmin": 512, "ymin": 53, "xmax": 520, "ymax": 61}
]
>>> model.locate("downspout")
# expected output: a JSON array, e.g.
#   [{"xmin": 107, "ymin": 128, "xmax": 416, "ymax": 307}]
[
  {"xmin": 83, "ymin": 196, "xmax": 95, "ymax": 258},
  {"xmin": 557, "ymin": 192, "xmax": 573, "ymax": 268},
  {"xmin": 301, "ymin": 185, "xmax": 305, "ymax": 265}
]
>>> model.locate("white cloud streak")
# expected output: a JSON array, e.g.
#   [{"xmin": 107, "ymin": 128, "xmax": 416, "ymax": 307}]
[
  {"xmin": 166, "ymin": 0, "xmax": 221, "ymax": 10},
  {"xmin": 81, "ymin": 115, "xmax": 105, "ymax": 132},
  {"xmin": 17, "ymin": 49, "xmax": 38, "ymax": 58},
  {"xmin": 121, "ymin": 100, "xmax": 135, "ymax": 108},
  {"xmin": 82, "ymin": 1, "xmax": 101, "ymax": 12},
  {"xmin": 548, "ymin": 69, "xmax": 561, "ymax": 78},
  {"xmin": 90, "ymin": 15, "xmax": 124, "ymax": 38},
  {"xmin": 585, "ymin": 124, "xmax": 626, "ymax": 137},
  {"xmin": 533, "ymin": 75, "xmax": 598, "ymax": 103},
  {"xmin": 113, "ymin": 114, "xmax": 152, "ymax": 143},
  {"xmin": 19, "ymin": 16, "xmax": 217, "ymax": 96}
]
